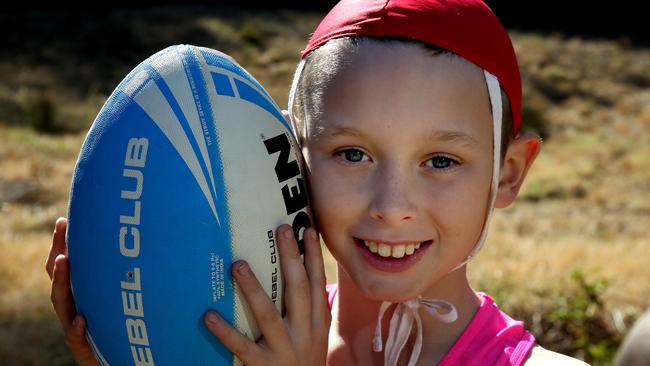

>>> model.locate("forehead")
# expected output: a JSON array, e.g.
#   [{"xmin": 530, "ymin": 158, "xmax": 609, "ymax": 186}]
[{"xmin": 307, "ymin": 40, "xmax": 493, "ymax": 143}]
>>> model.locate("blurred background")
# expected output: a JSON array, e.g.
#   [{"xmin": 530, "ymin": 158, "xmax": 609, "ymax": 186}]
[{"xmin": 1, "ymin": 2, "xmax": 649, "ymax": 365}]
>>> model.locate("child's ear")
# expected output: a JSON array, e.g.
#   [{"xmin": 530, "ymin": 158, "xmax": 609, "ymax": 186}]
[{"xmin": 494, "ymin": 132, "xmax": 542, "ymax": 208}]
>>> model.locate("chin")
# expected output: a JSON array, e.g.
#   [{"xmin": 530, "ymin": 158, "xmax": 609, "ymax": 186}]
[{"xmin": 357, "ymin": 275, "xmax": 429, "ymax": 303}]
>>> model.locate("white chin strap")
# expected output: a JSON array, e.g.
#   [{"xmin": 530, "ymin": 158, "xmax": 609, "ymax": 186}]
[
  {"xmin": 288, "ymin": 63, "xmax": 503, "ymax": 366},
  {"xmin": 287, "ymin": 59, "xmax": 307, "ymax": 143},
  {"xmin": 372, "ymin": 297, "xmax": 458, "ymax": 366},
  {"xmin": 453, "ymin": 69, "xmax": 503, "ymax": 270}
]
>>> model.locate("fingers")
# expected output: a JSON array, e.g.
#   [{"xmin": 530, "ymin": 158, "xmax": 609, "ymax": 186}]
[
  {"xmin": 205, "ymin": 224, "xmax": 329, "ymax": 365},
  {"xmin": 46, "ymin": 217, "xmax": 68, "ymax": 279},
  {"xmin": 67, "ymin": 315, "xmax": 88, "ymax": 348},
  {"xmin": 51, "ymin": 254, "xmax": 77, "ymax": 335},
  {"xmin": 67, "ymin": 315, "xmax": 101, "ymax": 366},
  {"xmin": 276, "ymin": 225, "xmax": 311, "ymax": 336},
  {"xmin": 302, "ymin": 228, "xmax": 330, "ymax": 330},
  {"xmin": 203, "ymin": 311, "xmax": 264, "ymax": 365},
  {"xmin": 51, "ymin": 254, "xmax": 99, "ymax": 366},
  {"xmin": 232, "ymin": 260, "xmax": 292, "ymax": 353},
  {"xmin": 46, "ymin": 218, "xmax": 98, "ymax": 365}
]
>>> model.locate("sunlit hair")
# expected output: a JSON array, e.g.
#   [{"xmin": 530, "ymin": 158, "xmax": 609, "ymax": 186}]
[{"xmin": 290, "ymin": 37, "xmax": 514, "ymax": 160}]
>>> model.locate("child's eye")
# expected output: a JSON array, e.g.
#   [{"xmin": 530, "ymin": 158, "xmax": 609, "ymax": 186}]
[
  {"xmin": 424, "ymin": 155, "xmax": 459, "ymax": 170},
  {"xmin": 336, "ymin": 148, "xmax": 369, "ymax": 163}
]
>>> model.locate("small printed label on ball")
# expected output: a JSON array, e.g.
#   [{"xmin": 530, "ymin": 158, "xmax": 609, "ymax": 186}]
[
  {"xmin": 210, "ymin": 252, "xmax": 225, "ymax": 302},
  {"xmin": 267, "ymin": 230, "xmax": 279, "ymax": 304}
]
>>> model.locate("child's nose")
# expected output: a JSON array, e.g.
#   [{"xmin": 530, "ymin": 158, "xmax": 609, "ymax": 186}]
[{"xmin": 368, "ymin": 172, "xmax": 417, "ymax": 225}]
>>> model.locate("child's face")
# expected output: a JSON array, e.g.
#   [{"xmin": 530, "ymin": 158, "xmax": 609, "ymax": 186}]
[{"xmin": 301, "ymin": 42, "xmax": 495, "ymax": 302}]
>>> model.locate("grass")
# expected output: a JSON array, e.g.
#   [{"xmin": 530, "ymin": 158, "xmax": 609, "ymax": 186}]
[{"xmin": 1, "ymin": 6, "xmax": 650, "ymax": 366}]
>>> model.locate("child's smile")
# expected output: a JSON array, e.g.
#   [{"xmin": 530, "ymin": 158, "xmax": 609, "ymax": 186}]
[
  {"xmin": 301, "ymin": 40, "xmax": 496, "ymax": 302},
  {"xmin": 354, "ymin": 237, "xmax": 434, "ymax": 272}
]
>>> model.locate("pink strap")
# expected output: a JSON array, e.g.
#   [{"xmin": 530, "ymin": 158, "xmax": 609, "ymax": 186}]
[{"xmin": 326, "ymin": 283, "xmax": 338, "ymax": 309}]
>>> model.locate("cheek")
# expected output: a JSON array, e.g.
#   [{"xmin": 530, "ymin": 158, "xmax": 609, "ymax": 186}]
[
  {"xmin": 431, "ymin": 164, "xmax": 493, "ymax": 239},
  {"xmin": 306, "ymin": 158, "xmax": 352, "ymax": 230},
  {"xmin": 305, "ymin": 156, "xmax": 375, "ymax": 257}
]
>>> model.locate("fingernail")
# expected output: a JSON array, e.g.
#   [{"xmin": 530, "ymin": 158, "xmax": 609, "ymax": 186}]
[
  {"xmin": 235, "ymin": 261, "xmax": 250, "ymax": 277},
  {"xmin": 206, "ymin": 311, "xmax": 220, "ymax": 324},
  {"xmin": 283, "ymin": 227, "xmax": 294, "ymax": 240},
  {"xmin": 309, "ymin": 228, "xmax": 318, "ymax": 241}
]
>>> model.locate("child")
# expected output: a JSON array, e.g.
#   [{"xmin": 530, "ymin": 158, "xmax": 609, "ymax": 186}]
[{"xmin": 46, "ymin": 0, "xmax": 590, "ymax": 364}]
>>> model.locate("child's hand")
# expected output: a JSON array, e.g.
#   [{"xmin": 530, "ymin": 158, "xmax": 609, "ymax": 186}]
[
  {"xmin": 45, "ymin": 217, "xmax": 99, "ymax": 366},
  {"xmin": 45, "ymin": 220, "xmax": 330, "ymax": 365},
  {"xmin": 203, "ymin": 225, "xmax": 331, "ymax": 366}
]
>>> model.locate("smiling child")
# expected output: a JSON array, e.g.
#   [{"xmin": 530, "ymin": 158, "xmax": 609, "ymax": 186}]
[{"xmin": 47, "ymin": 1, "xmax": 590, "ymax": 365}]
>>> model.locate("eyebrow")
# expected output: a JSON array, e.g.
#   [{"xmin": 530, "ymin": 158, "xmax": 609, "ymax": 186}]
[
  {"xmin": 314, "ymin": 124, "xmax": 480, "ymax": 148},
  {"xmin": 429, "ymin": 130, "xmax": 480, "ymax": 147},
  {"xmin": 311, "ymin": 124, "xmax": 363, "ymax": 140}
]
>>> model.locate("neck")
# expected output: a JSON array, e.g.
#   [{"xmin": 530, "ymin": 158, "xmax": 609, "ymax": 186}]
[{"xmin": 328, "ymin": 264, "xmax": 480, "ymax": 365}]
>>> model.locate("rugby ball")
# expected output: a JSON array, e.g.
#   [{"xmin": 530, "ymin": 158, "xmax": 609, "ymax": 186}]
[{"xmin": 66, "ymin": 44, "xmax": 312, "ymax": 366}]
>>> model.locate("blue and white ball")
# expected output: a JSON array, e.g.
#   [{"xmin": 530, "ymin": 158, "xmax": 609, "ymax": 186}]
[{"xmin": 66, "ymin": 44, "xmax": 312, "ymax": 365}]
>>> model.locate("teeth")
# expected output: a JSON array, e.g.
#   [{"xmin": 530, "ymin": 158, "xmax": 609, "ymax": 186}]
[
  {"xmin": 405, "ymin": 244, "xmax": 415, "ymax": 255},
  {"xmin": 378, "ymin": 243, "xmax": 391, "ymax": 257},
  {"xmin": 364, "ymin": 240, "xmax": 422, "ymax": 258},
  {"xmin": 392, "ymin": 245, "xmax": 405, "ymax": 258}
]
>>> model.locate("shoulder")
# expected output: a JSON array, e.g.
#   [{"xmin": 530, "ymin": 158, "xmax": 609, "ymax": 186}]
[{"xmin": 524, "ymin": 346, "xmax": 590, "ymax": 366}]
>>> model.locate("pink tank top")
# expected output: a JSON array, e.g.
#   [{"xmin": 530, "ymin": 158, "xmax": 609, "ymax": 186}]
[{"xmin": 326, "ymin": 284, "xmax": 535, "ymax": 366}]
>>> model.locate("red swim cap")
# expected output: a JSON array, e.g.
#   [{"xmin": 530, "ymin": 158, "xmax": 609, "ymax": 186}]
[{"xmin": 301, "ymin": 0, "xmax": 522, "ymax": 136}]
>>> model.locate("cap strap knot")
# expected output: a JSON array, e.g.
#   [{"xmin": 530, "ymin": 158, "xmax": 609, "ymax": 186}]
[{"xmin": 373, "ymin": 297, "xmax": 458, "ymax": 366}]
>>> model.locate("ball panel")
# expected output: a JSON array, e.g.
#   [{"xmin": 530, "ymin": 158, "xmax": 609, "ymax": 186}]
[{"xmin": 199, "ymin": 48, "xmax": 275, "ymax": 103}]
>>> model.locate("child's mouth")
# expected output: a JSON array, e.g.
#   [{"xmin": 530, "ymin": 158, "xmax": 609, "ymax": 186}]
[
  {"xmin": 353, "ymin": 238, "xmax": 433, "ymax": 272},
  {"xmin": 362, "ymin": 240, "xmax": 428, "ymax": 258}
]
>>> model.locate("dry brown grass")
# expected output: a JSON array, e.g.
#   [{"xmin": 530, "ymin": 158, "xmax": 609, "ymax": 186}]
[
  {"xmin": 1, "ymin": 7, "xmax": 649, "ymax": 365},
  {"xmin": 0, "ymin": 125, "xmax": 87, "ymax": 365}
]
